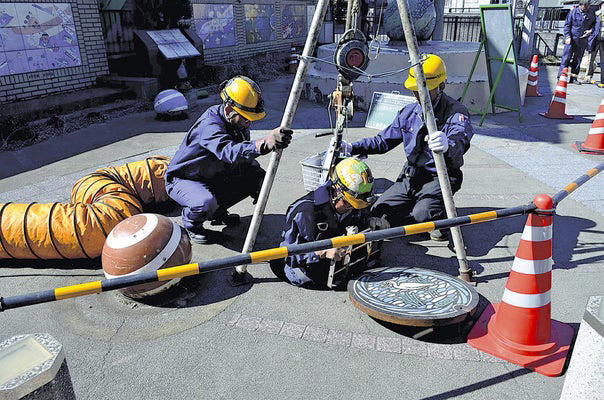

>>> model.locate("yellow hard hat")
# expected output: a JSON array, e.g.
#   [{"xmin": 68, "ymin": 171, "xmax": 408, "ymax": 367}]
[
  {"xmin": 331, "ymin": 157, "xmax": 375, "ymax": 209},
  {"xmin": 220, "ymin": 76, "xmax": 266, "ymax": 121},
  {"xmin": 404, "ymin": 54, "xmax": 447, "ymax": 91}
]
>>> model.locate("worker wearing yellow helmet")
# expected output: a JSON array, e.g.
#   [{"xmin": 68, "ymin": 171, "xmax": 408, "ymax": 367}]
[
  {"xmin": 342, "ymin": 54, "xmax": 474, "ymax": 241},
  {"xmin": 165, "ymin": 75, "xmax": 293, "ymax": 244},
  {"xmin": 273, "ymin": 158, "xmax": 389, "ymax": 288}
]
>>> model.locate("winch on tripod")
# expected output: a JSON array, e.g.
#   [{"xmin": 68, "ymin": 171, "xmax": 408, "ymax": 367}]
[{"xmin": 333, "ymin": 29, "xmax": 369, "ymax": 82}]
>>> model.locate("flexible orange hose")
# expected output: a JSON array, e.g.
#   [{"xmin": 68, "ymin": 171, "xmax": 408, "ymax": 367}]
[{"xmin": 0, "ymin": 156, "xmax": 170, "ymax": 259}]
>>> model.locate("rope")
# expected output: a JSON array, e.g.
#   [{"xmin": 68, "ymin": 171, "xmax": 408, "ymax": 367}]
[
  {"xmin": 299, "ymin": 55, "xmax": 424, "ymax": 80},
  {"xmin": 368, "ymin": 2, "xmax": 385, "ymax": 61}
]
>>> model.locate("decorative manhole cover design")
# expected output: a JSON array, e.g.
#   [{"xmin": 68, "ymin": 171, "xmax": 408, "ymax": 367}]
[{"xmin": 348, "ymin": 267, "xmax": 479, "ymax": 326}]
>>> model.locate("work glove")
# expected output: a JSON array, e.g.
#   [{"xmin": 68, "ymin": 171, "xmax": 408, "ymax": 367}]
[
  {"xmin": 257, "ymin": 127, "xmax": 293, "ymax": 154},
  {"xmin": 315, "ymin": 247, "xmax": 348, "ymax": 261},
  {"xmin": 368, "ymin": 216, "xmax": 390, "ymax": 231},
  {"xmin": 340, "ymin": 140, "xmax": 353, "ymax": 157},
  {"xmin": 427, "ymin": 130, "xmax": 449, "ymax": 153}
]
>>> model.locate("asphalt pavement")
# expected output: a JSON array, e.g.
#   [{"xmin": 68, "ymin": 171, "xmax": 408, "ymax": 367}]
[{"xmin": 0, "ymin": 65, "xmax": 602, "ymax": 400}]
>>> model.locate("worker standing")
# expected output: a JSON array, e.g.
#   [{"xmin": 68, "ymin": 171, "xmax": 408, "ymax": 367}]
[{"xmin": 559, "ymin": 0, "xmax": 597, "ymax": 83}]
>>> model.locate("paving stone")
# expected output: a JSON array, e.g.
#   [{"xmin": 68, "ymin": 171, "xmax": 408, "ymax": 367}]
[
  {"xmin": 257, "ymin": 319, "xmax": 284, "ymax": 335},
  {"xmin": 399, "ymin": 336, "xmax": 429, "ymax": 357},
  {"xmin": 325, "ymin": 330, "xmax": 352, "ymax": 347},
  {"xmin": 235, "ymin": 315, "xmax": 261, "ymax": 331},
  {"xmin": 427, "ymin": 343, "xmax": 455, "ymax": 360},
  {"xmin": 375, "ymin": 336, "xmax": 402, "ymax": 354},
  {"xmin": 302, "ymin": 326, "xmax": 328, "ymax": 343},
  {"xmin": 351, "ymin": 333, "xmax": 376, "ymax": 350},
  {"xmin": 452, "ymin": 344, "xmax": 482, "ymax": 362},
  {"xmin": 226, "ymin": 313, "xmax": 241, "ymax": 327},
  {"xmin": 279, "ymin": 322, "xmax": 306, "ymax": 339}
]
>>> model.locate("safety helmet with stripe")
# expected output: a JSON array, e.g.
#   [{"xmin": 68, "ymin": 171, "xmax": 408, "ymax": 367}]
[
  {"xmin": 404, "ymin": 54, "xmax": 447, "ymax": 91},
  {"xmin": 154, "ymin": 89, "xmax": 188, "ymax": 115},
  {"xmin": 331, "ymin": 157, "xmax": 375, "ymax": 209},
  {"xmin": 220, "ymin": 76, "xmax": 266, "ymax": 121}
]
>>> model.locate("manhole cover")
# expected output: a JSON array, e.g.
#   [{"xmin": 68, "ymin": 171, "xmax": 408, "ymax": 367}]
[{"xmin": 348, "ymin": 267, "xmax": 479, "ymax": 327}]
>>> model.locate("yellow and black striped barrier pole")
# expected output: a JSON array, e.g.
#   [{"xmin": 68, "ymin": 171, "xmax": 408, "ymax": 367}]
[
  {"xmin": 553, "ymin": 162, "xmax": 604, "ymax": 206},
  {"xmin": 1, "ymin": 162, "xmax": 601, "ymax": 312},
  {"xmin": 0, "ymin": 203, "xmax": 536, "ymax": 312}
]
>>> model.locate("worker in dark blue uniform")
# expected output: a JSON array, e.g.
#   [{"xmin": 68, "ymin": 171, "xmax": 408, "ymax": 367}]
[
  {"xmin": 559, "ymin": 0, "xmax": 597, "ymax": 82},
  {"xmin": 342, "ymin": 54, "xmax": 474, "ymax": 241},
  {"xmin": 276, "ymin": 158, "xmax": 387, "ymax": 288},
  {"xmin": 583, "ymin": 0, "xmax": 604, "ymax": 85},
  {"xmin": 165, "ymin": 76, "xmax": 293, "ymax": 244}
]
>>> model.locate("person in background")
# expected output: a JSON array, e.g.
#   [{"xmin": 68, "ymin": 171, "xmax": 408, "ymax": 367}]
[
  {"xmin": 559, "ymin": 0, "xmax": 597, "ymax": 83},
  {"xmin": 583, "ymin": 0, "xmax": 604, "ymax": 86}
]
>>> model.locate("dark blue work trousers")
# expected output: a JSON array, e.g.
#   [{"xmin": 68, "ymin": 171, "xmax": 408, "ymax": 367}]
[
  {"xmin": 166, "ymin": 167, "xmax": 265, "ymax": 231},
  {"xmin": 370, "ymin": 171, "xmax": 462, "ymax": 227},
  {"xmin": 559, "ymin": 38, "xmax": 588, "ymax": 79}
]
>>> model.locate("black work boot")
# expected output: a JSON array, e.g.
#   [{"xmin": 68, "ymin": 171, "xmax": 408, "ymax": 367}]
[
  {"xmin": 210, "ymin": 209, "xmax": 240, "ymax": 227},
  {"xmin": 187, "ymin": 226, "xmax": 211, "ymax": 244}
]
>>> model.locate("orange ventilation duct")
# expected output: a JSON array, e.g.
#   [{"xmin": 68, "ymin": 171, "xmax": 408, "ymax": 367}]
[{"xmin": 0, "ymin": 156, "xmax": 170, "ymax": 259}]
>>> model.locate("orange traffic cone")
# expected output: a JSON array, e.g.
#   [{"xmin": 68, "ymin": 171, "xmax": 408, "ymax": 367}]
[
  {"xmin": 539, "ymin": 67, "xmax": 573, "ymax": 119},
  {"xmin": 526, "ymin": 55, "xmax": 543, "ymax": 97},
  {"xmin": 573, "ymin": 97, "xmax": 604, "ymax": 154},
  {"xmin": 467, "ymin": 194, "xmax": 574, "ymax": 377}
]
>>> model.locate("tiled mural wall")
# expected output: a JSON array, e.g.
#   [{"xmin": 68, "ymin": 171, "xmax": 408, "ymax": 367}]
[
  {"xmin": 0, "ymin": 0, "xmax": 108, "ymax": 104},
  {"xmin": 191, "ymin": 0, "xmax": 314, "ymax": 64}
]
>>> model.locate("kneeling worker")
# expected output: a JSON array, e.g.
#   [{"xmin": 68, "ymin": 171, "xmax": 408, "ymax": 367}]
[
  {"xmin": 343, "ymin": 54, "xmax": 474, "ymax": 241},
  {"xmin": 277, "ymin": 158, "xmax": 388, "ymax": 288},
  {"xmin": 165, "ymin": 76, "xmax": 293, "ymax": 243}
]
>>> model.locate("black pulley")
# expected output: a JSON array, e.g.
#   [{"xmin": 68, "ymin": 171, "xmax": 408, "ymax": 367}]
[{"xmin": 334, "ymin": 30, "xmax": 369, "ymax": 82}]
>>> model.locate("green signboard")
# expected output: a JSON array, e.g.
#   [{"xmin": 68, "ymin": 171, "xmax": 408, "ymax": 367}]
[{"xmin": 365, "ymin": 92, "xmax": 416, "ymax": 130}]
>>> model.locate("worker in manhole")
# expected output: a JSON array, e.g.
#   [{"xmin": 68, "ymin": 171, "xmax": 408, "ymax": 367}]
[
  {"xmin": 273, "ymin": 158, "xmax": 389, "ymax": 289},
  {"xmin": 341, "ymin": 54, "xmax": 474, "ymax": 241},
  {"xmin": 165, "ymin": 75, "xmax": 293, "ymax": 244}
]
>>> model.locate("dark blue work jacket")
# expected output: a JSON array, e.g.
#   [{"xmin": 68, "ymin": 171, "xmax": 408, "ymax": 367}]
[
  {"xmin": 166, "ymin": 105, "xmax": 260, "ymax": 182},
  {"xmin": 280, "ymin": 181, "xmax": 366, "ymax": 270},
  {"xmin": 350, "ymin": 93, "xmax": 473, "ymax": 175},
  {"xmin": 564, "ymin": 6, "xmax": 597, "ymax": 42}
]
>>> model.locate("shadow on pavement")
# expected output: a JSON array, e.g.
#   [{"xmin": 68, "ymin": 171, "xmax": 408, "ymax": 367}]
[
  {"xmin": 459, "ymin": 207, "xmax": 601, "ymax": 269},
  {"xmin": 418, "ymin": 368, "xmax": 533, "ymax": 400},
  {"xmin": 133, "ymin": 268, "xmax": 251, "ymax": 309}
]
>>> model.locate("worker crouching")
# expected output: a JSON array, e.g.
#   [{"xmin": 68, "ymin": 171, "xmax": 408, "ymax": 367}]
[
  {"xmin": 165, "ymin": 76, "xmax": 293, "ymax": 244},
  {"xmin": 342, "ymin": 54, "xmax": 474, "ymax": 241}
]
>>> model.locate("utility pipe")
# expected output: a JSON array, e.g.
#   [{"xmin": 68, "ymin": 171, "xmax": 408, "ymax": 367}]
[
  {"xmin": 236, "ymin": 0, "xmax": 330, "ymax": 277},
  {"xmin": 395, "ymin": 0, "xmax": 472, "ymax": 282}
]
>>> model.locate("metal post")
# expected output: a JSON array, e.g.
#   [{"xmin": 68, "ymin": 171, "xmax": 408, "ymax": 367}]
[
  {"xmin": 433, "ymin": 0, "xmax": 445, "ymax": 41},
  {"xmin": 395, "ymin": 0, "xmax": 472, "ymax": 282},
  {"xmin": 519, "ymin": 0, "xmax": 539, "ymax": 61},
  {"xmin": 235, "ymin": 0, "xmax": 330, "ymax": 278},
  {"xmin": 345, "ymin": 0, "xmax": 354, "ymax": 31}
]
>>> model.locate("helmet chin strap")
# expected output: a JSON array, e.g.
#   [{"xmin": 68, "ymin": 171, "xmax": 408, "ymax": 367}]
[
  {"xmin": 432, "ymin": 89, "xmax": 443, "ymax": 106},
  {"xmin": 223, "ymin": 104, "xmax": 240, "ymax": 123},
  {"xmin": 330, "ymin": 185, "xmax": 345, "ymax": 208}
]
